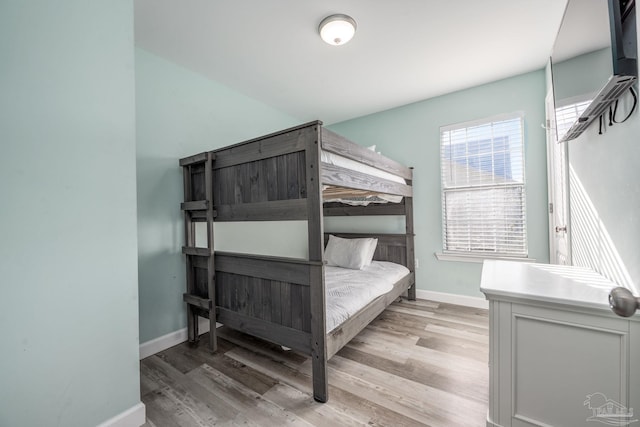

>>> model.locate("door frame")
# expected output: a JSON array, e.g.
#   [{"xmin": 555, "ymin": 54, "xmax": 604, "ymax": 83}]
[{"xmin": 545, "ymin": 88, "xmax": 572, "ymax": 265}]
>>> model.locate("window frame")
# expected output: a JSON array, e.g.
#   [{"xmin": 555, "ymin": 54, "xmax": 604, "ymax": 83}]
[{"xmin": 436, "ymin": 112, "xmax": 532, "ymax": 263}]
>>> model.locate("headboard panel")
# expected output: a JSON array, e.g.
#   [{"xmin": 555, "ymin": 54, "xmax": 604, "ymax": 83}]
[{"xmin": 323, "ymin": 232, "xmax": 408, "ymax": 268}]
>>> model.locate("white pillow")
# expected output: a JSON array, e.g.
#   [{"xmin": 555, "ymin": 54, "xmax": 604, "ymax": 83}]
[
  {"xmin": 365, "ymin": 238, "xmax": 378, "ymax": 264},
  {"xmin": 325, "ymin": 235, "xmax": 378, "ymax": 270}
]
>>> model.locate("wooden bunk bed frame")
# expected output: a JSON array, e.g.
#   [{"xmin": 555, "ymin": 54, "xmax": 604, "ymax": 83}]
[{"xmin": 179, "ymin": 121, "xmax": 415, "ymax": 402}]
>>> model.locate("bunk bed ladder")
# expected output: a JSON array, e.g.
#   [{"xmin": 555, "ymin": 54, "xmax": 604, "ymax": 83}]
[{"xmin": 180, "ymin": 151, "xmax": 217, "ymax": 352}]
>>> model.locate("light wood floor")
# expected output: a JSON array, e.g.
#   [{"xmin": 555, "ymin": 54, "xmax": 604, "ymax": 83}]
[{"xmin": 141, "ymin": 299, "xmax": 489, "ymax": 427}]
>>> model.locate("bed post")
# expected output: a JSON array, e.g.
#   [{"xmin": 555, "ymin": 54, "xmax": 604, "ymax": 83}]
[
  {"xmin": 306, "ymin": 122, "xmax": 328, "ymax": 402},
  {"xmin": 405, "ymin": 168, "xmax": 416, "ymax": 301},
  {"xmin": 182, "ymin": 165, "xmax": 198, "ymax": 342},
  {"xmin": 204, "ymin": 152, "xmax": 217, "ymax": 351}
]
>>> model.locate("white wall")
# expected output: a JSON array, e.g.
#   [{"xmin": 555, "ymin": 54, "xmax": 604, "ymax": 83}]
[
  {"xmin": 566, "ymin": 14, "xmax": 640, "ymax": 293},
  {"xmin": 568, "ymin": 91, "xmax": 640, "ymax": 292}
]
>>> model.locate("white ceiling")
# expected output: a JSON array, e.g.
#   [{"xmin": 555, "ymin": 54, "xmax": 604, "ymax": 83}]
[{"xmin": 134, "ymin": 0, "xmax": 569, "ymax": 125}]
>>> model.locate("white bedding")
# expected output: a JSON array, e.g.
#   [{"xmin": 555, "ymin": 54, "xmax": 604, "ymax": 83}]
[
  {"xmin": 325, "ymin": 261, "xmax": 410, "ymax": 332},
  {"xmin": 321, "ymin": 150, "xmax": 404, "ymax": 205}
]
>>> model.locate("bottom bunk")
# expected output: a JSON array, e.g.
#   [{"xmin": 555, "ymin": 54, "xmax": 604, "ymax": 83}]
[
  {"xmin": 186, "ymin": 232, "xmax": 416, "ymax": 402},
  {"xmin": 326, "ymin": 262, "xmax": 414, "ymax": 359}
]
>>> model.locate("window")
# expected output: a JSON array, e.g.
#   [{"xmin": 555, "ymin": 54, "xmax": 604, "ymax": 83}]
[
  {"xmin": 439, "ymin": 113, "xmax": 527, "ymax": 258},
  {"xmin": 555, "ymin": 100, "xmax": 591, "ymax": 141}
]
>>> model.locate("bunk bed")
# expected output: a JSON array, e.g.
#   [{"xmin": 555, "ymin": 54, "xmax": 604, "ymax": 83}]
[{"xmin": 179, "ymin": 121, "xmax": 415, "ymax": 402}]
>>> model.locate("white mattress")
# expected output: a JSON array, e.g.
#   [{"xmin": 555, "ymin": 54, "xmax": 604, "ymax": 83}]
[
  {"xmin": 321, "ymin": 150, "xmax": 404, "ymax": 205},
  {"xmin": 325, "ymin": 261, "xmax": 410, "ymax": 333}
]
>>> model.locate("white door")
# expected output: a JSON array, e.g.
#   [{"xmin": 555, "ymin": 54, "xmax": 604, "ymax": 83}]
[{"xmin": 545, "ymin": 89, "xmax": 571, "ymax": 265}]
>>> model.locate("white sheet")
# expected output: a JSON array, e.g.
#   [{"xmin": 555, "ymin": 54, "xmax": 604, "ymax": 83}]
[
  {"xmin": 321, "ymin": 150, "xmax": 405, "ymax": 205},
  {"xmin": 325, "ymin": 261, "xmax": 410, "ymax": 332}
]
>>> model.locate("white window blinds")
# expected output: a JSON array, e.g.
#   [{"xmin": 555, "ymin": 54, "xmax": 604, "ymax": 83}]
[
  {"xmin": 440, "ymin": 113, "xmax": 527, "ymax": 257},
  {"xmin": 555, "ymin": 100, "xmax": 591, "ymax": 141}
]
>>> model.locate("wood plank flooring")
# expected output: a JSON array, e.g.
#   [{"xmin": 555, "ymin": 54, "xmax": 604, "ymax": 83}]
[{"xmin": 141, "ymin": 299, "xmax": 489, "ymax": 427}]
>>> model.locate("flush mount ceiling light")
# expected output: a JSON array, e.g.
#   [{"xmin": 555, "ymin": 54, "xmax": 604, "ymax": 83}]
[{"xmin": 318, "ymin": 14, "xmax": 357, "ymax": 46}]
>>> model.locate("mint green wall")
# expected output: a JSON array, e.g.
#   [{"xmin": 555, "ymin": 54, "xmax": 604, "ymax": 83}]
[
  {"xmin": 0, "ymin": 2, "xmax": 141, "ymax": 427},
  {"xmin": 136, "ymin": 49, "xmax": 299, "ymax": 343},
  {"xmin": 330, "ymin": 71, "xmax": 550, "ymax": 298}
]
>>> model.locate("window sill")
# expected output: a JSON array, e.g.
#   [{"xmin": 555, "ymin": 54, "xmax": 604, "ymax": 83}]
[{"xmin": 434, "ymin": 252, "xmax": 536, "ymax": 264}]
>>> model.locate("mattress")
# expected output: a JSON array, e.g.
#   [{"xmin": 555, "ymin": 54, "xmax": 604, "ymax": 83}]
[
  {"xmin": 325, "ymin": 261, "xmax": 410, "ymax": 332},
  {"xmin": 321, "ymin": 150, "xmax": 404, "ymax": 205}
]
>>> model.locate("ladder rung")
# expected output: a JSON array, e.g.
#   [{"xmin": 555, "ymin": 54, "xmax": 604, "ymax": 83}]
[
  {"xmin": 182, "ymin": 246, "xmax": 212, "ymax": 257},
  {"xmin": 186, "ymin": 210, "xmax": 217, "ymax": 221},
  {"xmin": 181, "ymin": 200, "xmax": 208, "ymax": 211},
  {"xmin": 190, "ymin": 212, "xmax": 207, "ymax": 221},
  {"xmin": 183, "ymin": 294, "xmax": 212, "ymax": 310}
]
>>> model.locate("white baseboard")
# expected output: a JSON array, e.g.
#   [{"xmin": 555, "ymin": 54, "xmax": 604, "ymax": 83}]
[
  {"xmin": 139, "ymin": 317, "xmax": 212, "ymax": 360},
  {"xmin": 416, "ymin": 289, "xmax": 489, "ymax": 309},
  {"xmin": 96, "ymin": 402, "xmax": 146, "ymax": 427}
]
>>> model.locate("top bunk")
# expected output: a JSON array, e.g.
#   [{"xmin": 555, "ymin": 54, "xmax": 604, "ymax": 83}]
[{"xmin": 179, "ymin": 121, "xmax": 413, "ymax": 222}]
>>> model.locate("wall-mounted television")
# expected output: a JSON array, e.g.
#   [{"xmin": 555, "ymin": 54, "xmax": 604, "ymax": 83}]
[{"xmin": 551, "ymin": 0, "xmax": 637, "ymax": 142}]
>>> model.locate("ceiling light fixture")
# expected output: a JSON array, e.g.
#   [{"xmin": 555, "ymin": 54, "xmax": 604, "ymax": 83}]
[{"xmin": 318, "ymin": 14, "xmax": 357, "ymax": 46}]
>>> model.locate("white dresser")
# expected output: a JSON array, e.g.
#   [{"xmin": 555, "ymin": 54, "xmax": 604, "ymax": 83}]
[{"xmin": 481, "ymin": 260, "xmax": 640, "ymax": 427}]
